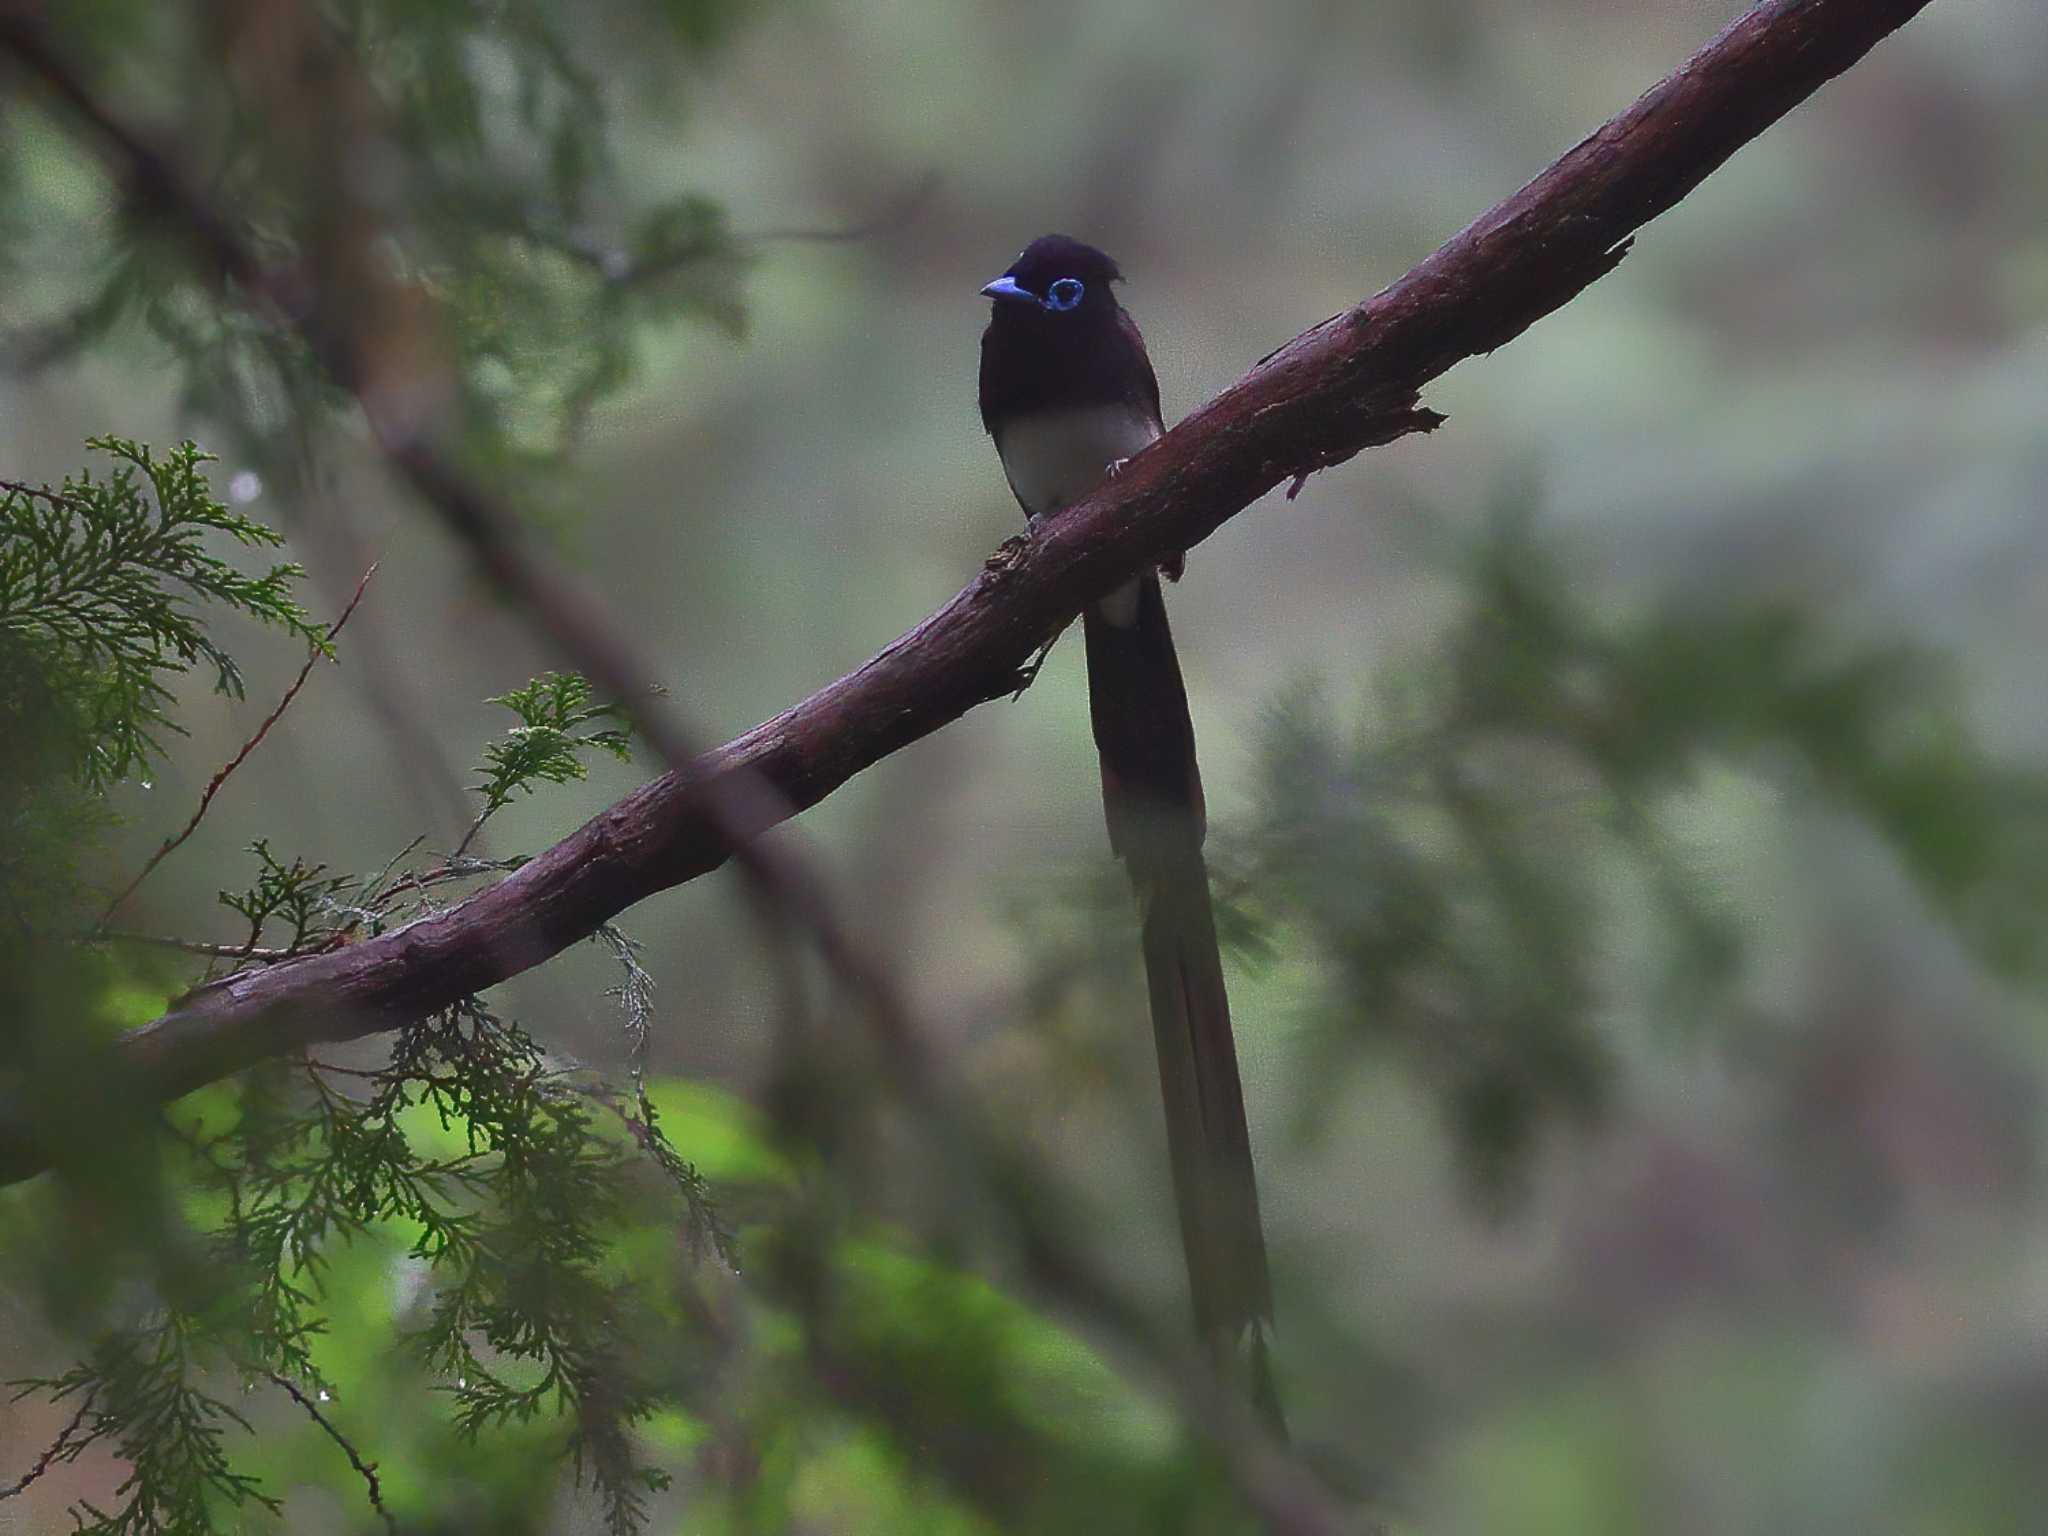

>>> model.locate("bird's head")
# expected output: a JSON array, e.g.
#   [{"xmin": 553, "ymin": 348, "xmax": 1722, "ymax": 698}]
[{"xmin": 980, "ymin": 234, "xmax": 1123, "ymax": 318}]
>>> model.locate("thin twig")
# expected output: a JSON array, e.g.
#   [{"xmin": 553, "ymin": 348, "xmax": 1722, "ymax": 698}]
[
  {"xmin": 448, "ymin": 808, "xmax": 492, "ymax": 862},
  {"xmin": 95, "ymin": 563, "xmax": 377, "ymax": 930},
  {"xmin": 356, "ymin": 833, "xmax": 428, "ymax": 909},
  {"xmin": 94, "ymin": 930, "xmax": 303, "ymax": 962},
  {"xmin": 0, "ymin": 474, "xmax": 91, "ymax": 513},
  {"xmin": 0, "ymin": 1391, "xmax": 97, "ymax": 1500},
  {"xmin": 266, "ymin": 1371, "xmax": 398, "ymax": 1535},
  {"xmin": 303, "ymin": 1058, "xmax": 412, "ymax": 1091}
]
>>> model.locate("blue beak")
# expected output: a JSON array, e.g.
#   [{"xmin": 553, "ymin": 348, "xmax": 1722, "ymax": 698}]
[{"xmin": 979, "ymin": 275, "xmax": 1035, "ymax": 304}]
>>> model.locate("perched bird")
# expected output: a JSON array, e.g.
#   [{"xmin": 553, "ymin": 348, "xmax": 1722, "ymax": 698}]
[{"xmin": 978, "ymin": 234, "xmax": 1282, "ymax": 1430}]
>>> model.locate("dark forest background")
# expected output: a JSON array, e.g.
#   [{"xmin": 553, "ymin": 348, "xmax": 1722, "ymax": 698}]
[{"xmin": 3, "ymin": 0, "xmax": 2046, "ymax": 1531}]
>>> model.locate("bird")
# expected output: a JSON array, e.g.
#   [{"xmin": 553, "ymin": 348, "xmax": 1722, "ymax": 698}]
[{"xmin": 977, "ymin": 234, "xmax": 1283, "ymax": 1431}]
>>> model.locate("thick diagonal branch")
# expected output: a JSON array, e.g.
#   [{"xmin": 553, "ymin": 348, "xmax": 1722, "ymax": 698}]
[{"xmin": 0, "ymin": 0, "xmax": 1933, "ymax": 1184}]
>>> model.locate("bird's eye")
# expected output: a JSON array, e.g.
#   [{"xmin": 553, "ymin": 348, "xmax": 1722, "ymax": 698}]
[{"xmin": 1044, "ymin": 277, "xmax": 1085, "ymax": 312}]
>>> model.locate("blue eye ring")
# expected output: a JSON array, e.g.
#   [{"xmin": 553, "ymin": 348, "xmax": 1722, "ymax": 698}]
[{"xmin": 1044, "ymin": 277, "xmax": 1085, "ymax": 312}]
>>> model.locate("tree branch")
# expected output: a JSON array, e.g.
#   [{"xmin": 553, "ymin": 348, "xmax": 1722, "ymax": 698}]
[{"xmin": 0, "ymin": 0, "xmax": 1934, "ymax": 1185}]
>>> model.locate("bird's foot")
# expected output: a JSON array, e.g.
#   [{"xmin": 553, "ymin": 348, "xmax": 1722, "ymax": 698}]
[{"xmin": 1105, "ymin": 455, "xmax": 1131, "ymax": 479}]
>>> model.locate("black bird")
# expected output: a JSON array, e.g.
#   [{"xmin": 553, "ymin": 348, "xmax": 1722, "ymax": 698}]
[{"xmin": 978, "ymin": 234, "xmax": 1282, "ymax": 1429}]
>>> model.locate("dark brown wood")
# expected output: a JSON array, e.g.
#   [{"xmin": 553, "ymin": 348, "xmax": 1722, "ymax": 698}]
[{"xmin": 0, "ymin": 0, "xmax": 1936, "ymax": 1183}]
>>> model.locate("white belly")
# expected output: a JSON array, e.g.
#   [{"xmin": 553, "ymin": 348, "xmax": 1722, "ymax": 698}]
[
  {"xmin": 995, "ymin": 405, "xmax": 1161, "ymax": 628},
  {"xmin": 994, "ymin": 405, "xmax": 1160, "ymax": 521}
]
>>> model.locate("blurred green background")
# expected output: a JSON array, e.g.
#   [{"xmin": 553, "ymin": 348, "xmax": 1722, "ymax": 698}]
[{"xmin": 4, "ymin": 0, "xmax": 2048, "ymax": 1530}]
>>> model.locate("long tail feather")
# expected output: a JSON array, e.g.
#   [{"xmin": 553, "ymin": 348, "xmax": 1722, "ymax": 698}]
[{"xmin": 1083, "ymin": 576, "xmax": 1284, "ymax": 1432}]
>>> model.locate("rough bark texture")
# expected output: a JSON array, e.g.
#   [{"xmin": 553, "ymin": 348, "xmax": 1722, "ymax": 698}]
[{"xmin": 0, "ymin": 0, "xmax": 1935, "ymax": 1183}]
